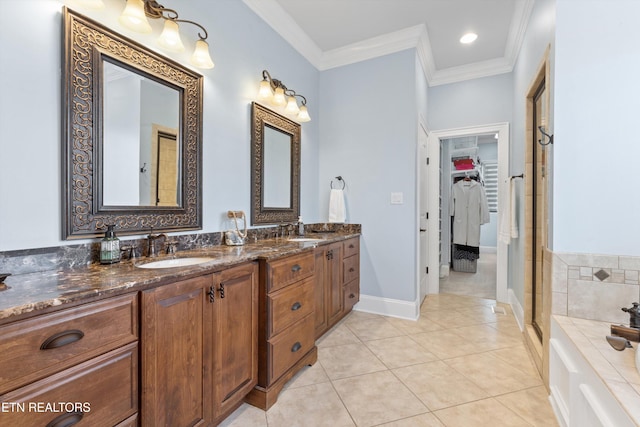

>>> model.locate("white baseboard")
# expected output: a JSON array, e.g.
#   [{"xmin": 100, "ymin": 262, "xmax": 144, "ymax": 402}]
[
  {"xmin": 509, "ymin": 288, "xmax": 525, "ymax": 331},
  {"xmin": 354, "ymin": 294, "xmax": 419, "ymax": 321}
]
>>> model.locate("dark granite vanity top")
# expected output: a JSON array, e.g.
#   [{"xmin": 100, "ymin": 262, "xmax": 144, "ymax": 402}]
[{"xmin": 0, "ymin": 232, "xmax": 359, "ymax": 324}]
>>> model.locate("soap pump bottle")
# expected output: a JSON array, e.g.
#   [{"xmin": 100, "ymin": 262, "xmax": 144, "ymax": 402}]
[
  {"xmin": 298, "ymin": 216, "xmax": 305, "ymax": 236},
  {"xmin": 100, "ymin": 224, "xmax": 120, "ymax": 264}
]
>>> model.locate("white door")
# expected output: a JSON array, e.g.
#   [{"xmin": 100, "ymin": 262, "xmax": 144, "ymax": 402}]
[{"xmin": 419, "ymin": 129, "xmax": 429, "ymax": 304}]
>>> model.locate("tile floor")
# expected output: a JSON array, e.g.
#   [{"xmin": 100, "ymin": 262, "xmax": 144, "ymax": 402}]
[{"xmin": 220, "ymin": 258, "xmax": 559, "ymax": 427}]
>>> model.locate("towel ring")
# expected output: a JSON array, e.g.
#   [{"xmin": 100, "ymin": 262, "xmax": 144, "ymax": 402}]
[{"xmin": 330, "ymin": 176, "xmax": 345, "ymax": 190}]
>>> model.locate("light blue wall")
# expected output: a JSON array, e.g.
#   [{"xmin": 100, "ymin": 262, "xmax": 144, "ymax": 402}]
[
  {"xmin": 510, "ymin": 0, "xmax": 555, "ymax": 304},
  {"xmin": 427, "ymin": 73, "xmax": 513, "ymax": 131},
  {"xmin": 319, "ymin": 50, "xmax": 419, "ymax": 302},
  {"xmin": 0, "ymin": 0, "xmax": 319, "ymax": 250},
  {"xmin": 553, "ymin": 0, "xmax": 640, "ymax": 256}
]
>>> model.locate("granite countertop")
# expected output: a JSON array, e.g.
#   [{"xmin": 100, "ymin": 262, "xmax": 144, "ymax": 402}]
[
  {"xmin": 553, "ymin": 315, "xmax": 640, "ymax": 424},
  {"xmin": 0, "ymin": 233, "xmax": 359, "ymax": 324}
]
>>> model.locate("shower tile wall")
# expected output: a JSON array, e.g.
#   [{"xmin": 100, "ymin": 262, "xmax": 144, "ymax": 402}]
[{"xmin": 552, "ymin": 252, "xmax": 640, "ymax": 324}]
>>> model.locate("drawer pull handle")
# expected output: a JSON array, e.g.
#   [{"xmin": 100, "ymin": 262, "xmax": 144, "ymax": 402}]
[
  {"xmin": 349, "ymin": 244, "xmax": 355, "ymax": 249},
  {"xmin": 46, "ymin": 411, "xmax": 83, "ymax": 427},
  {"xmin": 291, "ymin": 342, "xmax": 302, "ymax": 352},
  {"xmin": 40, "ymin": 329, "xmax": 84, "ymax": 350},
  {"xmin": 291, "ymin": 302, "xmax": 302, "ymax": 311},
  {"xmin": 291, "ymin": 264, "xmax": 302, "ymax": 273},
  {"xmin": 218, "ymin": 283, "xmax": 225, "ymax": 299}
]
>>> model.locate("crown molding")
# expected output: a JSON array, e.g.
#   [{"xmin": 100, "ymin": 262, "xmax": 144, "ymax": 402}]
[
  {"xmin": 243, "ymin": 0, "xmax": 533, "ymax": 86},
  {"xmin": 318, "ymin": 24, "xmax": 425, "ymax": 71}
]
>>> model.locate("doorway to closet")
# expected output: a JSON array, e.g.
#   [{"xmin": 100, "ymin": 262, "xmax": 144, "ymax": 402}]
[
  {"xmin": 440, "ymin": 133, "xmax": 498, "ymax": 299},
  {"xmin": 425, "ymin": 123, "xmax": 509, "ymax": 303}
]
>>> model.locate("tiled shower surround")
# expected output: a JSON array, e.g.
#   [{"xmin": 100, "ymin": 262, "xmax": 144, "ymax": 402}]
[
  {"xmin": 552, "ymin": 251, "xmax": 640, "ymax": 325},
  {"xmin": 0, "ymin": 223, "xmax": 361, "ymax": 276}
]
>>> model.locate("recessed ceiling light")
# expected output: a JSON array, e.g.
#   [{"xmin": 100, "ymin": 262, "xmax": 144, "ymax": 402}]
[{"xmin": 460, "ymin": 33, "xmax": 478, "ymax": 44}]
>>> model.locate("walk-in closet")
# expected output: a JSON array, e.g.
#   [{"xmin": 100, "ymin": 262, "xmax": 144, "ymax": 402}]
[{"xmin": 439, "ymin": 134, "xmax": 498, "ymax": 299}]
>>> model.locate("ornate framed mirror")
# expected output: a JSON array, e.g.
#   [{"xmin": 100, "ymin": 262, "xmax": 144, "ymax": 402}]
[
  {"xmin": 251, "ymin": 102, "xmax": 300, "ymax": 225},
  {"xmin": 62, "ymin": 7, "xmax": 203, "ymax": 239}
]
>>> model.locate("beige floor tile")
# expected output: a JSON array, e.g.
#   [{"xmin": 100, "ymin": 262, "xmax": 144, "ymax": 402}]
[
  {"xmin": 385, "ymin": 315, "xmax": 445, "ymax": 334},
  {"xmin": 433, "ymin": 398, "xmax": 531, "ymax": 427},
  {"xmin": 218, "ymin": 403, "xmax": 267, "ymax": 427},
  {"xmin": 445, "ymin": 352, "xmax": 542, "ymax": 396},
  {"xmin": 318, "ymin": 343, "xmax": 387, "ymax": 380},
  {"xmin": 409, "ymin": 329, "xmax": 497, "ymax": 359},
  {"xmin": 345, "ymin": 317, "xmax": 404, "ymax": 341},
  {"xmin": 490, "ymin": 344, "xmax": 541, "ymax": 378},
  {"xmin": 393, "ymin": 361, "xmax": 489, "ymax": 410},
  {"xmin": 332, "ymin": 370, "xmax": 428, "ymax": 427},
  {"xmin": 448, "ymin": 323, "xmax": 523, "ymax": 350},
  {"xmin": 376, "ymin": 412, "xmax": 445, "ymax": 426},
  {"xmin": 283, "ymin": 360, "xmax": 330, "ymax": 390},
  {"xmin": 317, "ymin": 323, "xmax": 361, "ymax": 347},
  {"xmin": 496, "ymin": 386, "xmax": 560, "ymax": 427},
  {"xmin": 364, "ymin": 335, "xmax": 438, "ymax": 369},
  {"xmin": 266, "ymin": 382, "xmax": 356, "ymax": 427}
]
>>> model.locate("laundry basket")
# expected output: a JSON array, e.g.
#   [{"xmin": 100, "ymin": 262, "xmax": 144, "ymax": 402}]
[{"xmin": 452, "ymin": 258, "xmax": 477, "ymax": 273}]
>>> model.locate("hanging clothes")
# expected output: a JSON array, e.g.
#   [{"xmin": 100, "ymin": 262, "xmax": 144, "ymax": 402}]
[{"xmin": 450, "ymin": 179, "xmax": 490, "ymax": 247}]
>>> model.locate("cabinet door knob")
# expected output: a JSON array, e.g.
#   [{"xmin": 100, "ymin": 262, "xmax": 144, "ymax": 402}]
[
  {"xmin": 349, "ymin": 244, "xmax": 355, "ymax": 249},
  {"xmin": 349, "ymin": 293, "xmax": 356, "ymax": 299},
  {"xmin": 291, "ymin": 302, "xmax": 302, "ymax": 311},
  {"xmin": 291, "ymin": 264, "xmax": 301, "ymax": 272},
  {"xmin": 46, "ymin": 411, "xmax": 84, "ymax": 427},
  {"xmin": 40, "ymin": 329, "xmax": 84, "ymax": 350},
  {"xmin": 291, "ymin": 342, "xmax": 302, "ymax": 353},
  {"xmin": 349, "ymin": 267, "xmax": 355, "ymax": 272}
]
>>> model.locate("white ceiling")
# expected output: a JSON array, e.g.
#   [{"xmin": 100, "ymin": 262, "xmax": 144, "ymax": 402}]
[{"xmin": 242, "ymin": 0, "xmax": 534, "ymax": 86}]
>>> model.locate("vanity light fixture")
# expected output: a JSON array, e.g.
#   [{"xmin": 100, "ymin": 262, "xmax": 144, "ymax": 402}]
[
  {"xmin": 257, "ymin": 70, "xmax": 311, "ymax": 122},
  {"xmin": 119, "ymin": 0, "xmax": 214, "ymax": 69}
]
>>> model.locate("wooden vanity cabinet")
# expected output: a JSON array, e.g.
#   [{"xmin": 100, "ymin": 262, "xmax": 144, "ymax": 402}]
[
  {"xmin": 141, "ymin": 262, "xmax": 258, "ymax": 426},
  {"xmin": 315, "ymin": 237, "xmax": 360, "ymax": 338},
  {"xmin": 246, "ymin": 251, "xmax": 317, "ymax": 410},
  {"xmin": 0, "ymin": 293, "xmax": 139, "ymax": 427}
]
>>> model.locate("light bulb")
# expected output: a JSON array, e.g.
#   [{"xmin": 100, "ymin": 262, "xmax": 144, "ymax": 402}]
[
  {"xmin": 158, "ymin": 20, "xmax": 185, "ymax": 52},
  {"xmin": 119, "ymin": 0, "xmax": 152, "ymax": 33},
  {"xmin": 297, "ymin": 105, "xmax": 311, "ymax": 122},
  {"xmin": 190, "ymin": 40, "xmax": 215, "ymax": 69},
  {"xmin": 258, "ymin": 79, "xmax": 273, "ymax": 100},
  {"xmin": 272, "ymin": 87, "xmax": 286, "ymax": 106},
  {"xmin": 284, "ymin": 96, "xmax": 300, "ymax": 115}
]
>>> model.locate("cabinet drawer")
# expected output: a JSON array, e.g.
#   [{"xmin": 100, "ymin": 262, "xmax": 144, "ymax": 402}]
[
  {"xmin": 268, "ymin": 252, "xmax": 315, "ymax": 292},
  {"xmin": 343, "ymin": 238, "xmax": 359, "ymax": 258},
  {"xmin": 343, "ymin": 254, "xmax": 360, "ymax": 284},
  {"xmin": 0, "ymin": 342, "xmax": 138, "ymax": 427},
  {"xmin": 268, "ymin": 314, "xmax": 314, "ymax": 382},
  {"xmin": 0, "ymin": 293, "xmax": 138, "ymax": 394},
  {"xmin": 269, "ymin": 276, "xmax": 315, "ymax": 337},
  {"xmin": 344, "ymin": 279, "xmax": 360, "ymax": 312}
]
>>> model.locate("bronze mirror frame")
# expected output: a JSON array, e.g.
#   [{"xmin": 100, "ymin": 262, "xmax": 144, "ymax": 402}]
[
  {"xmin": 251, "ymin": 102, "xmax": 300, "ymax": 225},
  {"xmin": 62, "ymin": 7, "xmax": 203, "ymax": 239}
]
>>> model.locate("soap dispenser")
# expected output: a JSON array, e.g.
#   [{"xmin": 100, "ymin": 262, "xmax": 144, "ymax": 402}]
[
  {"xmin": 100, "ymin": 224, "xmax": 120, "ymax": 264},
  {"xmin": 298, "ymin": 216, "xmax": 305, "ymax": 236}
]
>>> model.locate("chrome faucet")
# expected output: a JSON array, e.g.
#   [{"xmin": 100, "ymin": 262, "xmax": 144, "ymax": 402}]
[{"xmin": 147, "ymin": 231, "xmax": 167, "ymax": 257}]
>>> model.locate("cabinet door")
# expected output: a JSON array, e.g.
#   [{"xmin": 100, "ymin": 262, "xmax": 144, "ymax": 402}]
[
  {"xmin": 211, "ymin": 262, "xmax": 259, "ymax": 421},
  {"xmin": 314, "ymin": 249, "xmax": 328, "ymax": 338},
  {"xmin": 141, "ymin": 275, "xmax": 212, "ymax": 427},
  {"xmin": 326, "ymin": 242, "xmax": 344, "ymax": 324}
]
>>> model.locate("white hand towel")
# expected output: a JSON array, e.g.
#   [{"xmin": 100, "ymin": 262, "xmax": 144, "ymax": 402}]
[
  {"xmin": 498, "ymin": 178, "xmax": 519, "ymax": 244},
  {"xmin": 328, "ymin": 189, "xmax": 346, "ymax": 223}
]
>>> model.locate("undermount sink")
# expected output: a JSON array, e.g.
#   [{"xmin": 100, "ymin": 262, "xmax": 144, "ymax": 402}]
[
  {"xmin": 287, "ymin": 238, "xmax": 324, "ymax": 242},
  {"xmin": 136, "ymin": 257, "xmax": 214, "ymax": 269}
]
